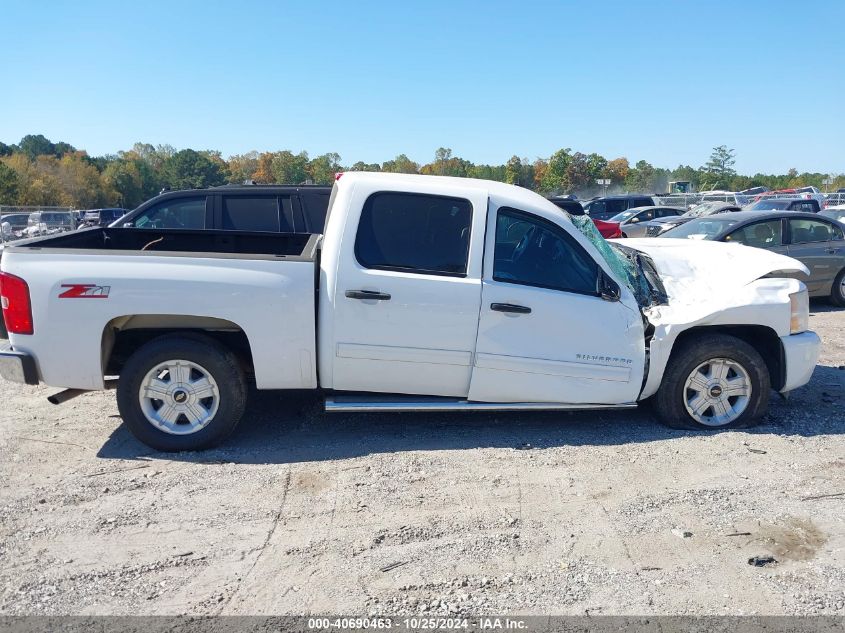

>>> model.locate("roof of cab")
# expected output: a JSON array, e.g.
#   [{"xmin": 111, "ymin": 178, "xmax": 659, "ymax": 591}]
[{"xmin": 337, "ymin": 171, "xmax": 558, "ymax": 213}]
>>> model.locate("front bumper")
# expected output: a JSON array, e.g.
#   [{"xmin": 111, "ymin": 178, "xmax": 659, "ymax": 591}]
[
  {"xmin": 0, "ymin": 343, "xmax": 39, "ymax": 385},
  {"xmin": 779, "ymin": 331, "xmax": 821, "ymax": 393}
]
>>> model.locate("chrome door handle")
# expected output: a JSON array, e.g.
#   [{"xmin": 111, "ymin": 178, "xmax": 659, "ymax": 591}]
[{"xmin": 345, "ymin": 289, "xmax": 391, "ymax": 301}]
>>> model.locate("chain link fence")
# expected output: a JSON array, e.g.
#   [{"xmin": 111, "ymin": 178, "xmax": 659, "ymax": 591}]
[
  {"xmin": 1, "ymin": 205, "xmax": 76, "ymax": 245},
  {"xmin": 653, "ymin": 192, "xmax": 845, "ymax": 209}
]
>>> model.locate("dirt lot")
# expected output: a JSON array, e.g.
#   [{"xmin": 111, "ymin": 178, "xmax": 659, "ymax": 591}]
[{"xmin": 1, "ymin": 305, "xmax": 843, "ymax": 617}]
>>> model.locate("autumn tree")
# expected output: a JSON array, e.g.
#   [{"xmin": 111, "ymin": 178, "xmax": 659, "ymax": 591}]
[
  {"xmin": 349, "ymin": 161, "xmax": 381, "ymax": 171},
  {"xmin": 162, "ymin": 149, "xmax": 225, "ymax": 190},
  {"xmin": 565, "ymin": 152, "xmax": 592, "ymax": 192},
  {"xmin": 605, "ymin": 157, "xmax": 629, "ymax": 188},
  {"xmin": 306, "ymin": 153, "xmax": 342, "ymax": 184},
  {"xmin": 539, "ymin": 148, "xmax": 572, "ymax": 193},
  {"xmin": 226, "ymin": 151, "xmax": 260, "ymax": 183},
  {"xmin": 0, "ymin": 162, "xmax": 19, "ymax": 203},
  {"xmin": 272, "ymin": 151, "xmax": 310, "ymax": 184},
  {"xmin": 381, "ymin": 154, "xmax": 419, "ymax": 174},
  {"xmin": 504, "ymin": 156, "xmax": 522, "ymax": 185}
]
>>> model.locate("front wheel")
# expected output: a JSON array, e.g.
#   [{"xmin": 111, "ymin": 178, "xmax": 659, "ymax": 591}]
[
  {"xmin": 116, "ymin": 334, "xmax": 247, "ymax": 451},
  {"xmin": 653, "ymin": 334, "xmax": 770, "ymax": 430}
]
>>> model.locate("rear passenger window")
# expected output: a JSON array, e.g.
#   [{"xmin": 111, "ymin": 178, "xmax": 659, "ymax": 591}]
[
  {"xmin": 355, "ymin": 192, "xmax": 472, "ymax": 276},
  {"xmin": 789, "ymin": 219, "xmax": 838, "ymax": 243},
  {"xmin": 222, "ymin": 196, "xmax": 293, "ymax": 232}
]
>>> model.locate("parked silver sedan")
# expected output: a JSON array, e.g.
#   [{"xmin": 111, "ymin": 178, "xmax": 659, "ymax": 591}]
[
  {"xmin": 608, "ymin": 206, "xmax": 684, "ymax": 237},
  {"xmin": 662, "ymin": 210, "xmax": 845, "ymax": 305}
]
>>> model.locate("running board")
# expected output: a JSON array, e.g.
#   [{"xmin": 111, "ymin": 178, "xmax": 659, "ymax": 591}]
[{"xmin": 324, "ymin": 395, "xmax": 638, "ymax": 413}]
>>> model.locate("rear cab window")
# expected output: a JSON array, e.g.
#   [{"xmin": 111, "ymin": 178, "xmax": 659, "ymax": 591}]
[{"xmin": 354, "ymin": 192, "xmax": 472, "ymax": 276}]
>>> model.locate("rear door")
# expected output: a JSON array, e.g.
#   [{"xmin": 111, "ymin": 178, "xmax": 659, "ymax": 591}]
[
  {"xmin": 787, "ymin": 217, "xmax": 844, "ymax": 294},
  {"xmin": 330, "ymin": 187, "xmax": 488, "ymax": 397},
  {"xmin": 468, "ymin": 205, "xmax": 645, "ymax": 404}
]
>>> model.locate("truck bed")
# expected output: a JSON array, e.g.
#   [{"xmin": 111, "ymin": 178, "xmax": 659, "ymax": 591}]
[
  {"xmin": 6, "ymin": 227, "xmax": 320, "ymax": 261},
  {"xmin": 1, "ymin": 227, "xmax": 319, "ymax": 392}
]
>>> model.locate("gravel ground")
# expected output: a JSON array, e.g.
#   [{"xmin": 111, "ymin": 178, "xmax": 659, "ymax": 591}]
[{"xmin": 0, "ymin": 304, "xmax": 843, "ymax": 616}]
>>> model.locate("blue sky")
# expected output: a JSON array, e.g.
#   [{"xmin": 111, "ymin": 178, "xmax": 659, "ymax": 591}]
[{"xmin": 2, "ymin": 0, "xmax": 843, "ymax": 174}]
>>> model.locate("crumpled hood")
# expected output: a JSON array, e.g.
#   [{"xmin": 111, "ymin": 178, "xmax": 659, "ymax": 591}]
[{"xmin": 619, "ymin": 238, "xmax": 808, "ymax": 311}]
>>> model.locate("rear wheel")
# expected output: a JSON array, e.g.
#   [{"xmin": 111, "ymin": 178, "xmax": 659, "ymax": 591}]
[
  {"xmin": 116, "ymin": 334, "xmax": 247, "ymax": 451},
  {"xmin": 830, "ymin": 268, "xmax": 845, "ymax": 307},
  {"xmin": 654, "ymin": 334, "xmax": 770, "ymax": 430}
]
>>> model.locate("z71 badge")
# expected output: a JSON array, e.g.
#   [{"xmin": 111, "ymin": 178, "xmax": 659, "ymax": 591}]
[{"xmin": 58, "ymin": 284, "xmax": 111, "ymax": 299}]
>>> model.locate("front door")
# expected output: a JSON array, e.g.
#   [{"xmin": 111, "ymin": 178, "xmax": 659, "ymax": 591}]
[
  {"xmin": 468, "ymin": 206, "xmax": 646, "ymax": 404},
  {"xmin": 330, "ymin": 188, "xmax": 488, "ymax": 397}
]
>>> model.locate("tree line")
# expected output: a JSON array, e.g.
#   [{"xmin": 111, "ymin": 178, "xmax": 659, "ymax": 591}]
[{"xmin": 0, "ymin": 134, "xmax": 841, "ymax": 210}]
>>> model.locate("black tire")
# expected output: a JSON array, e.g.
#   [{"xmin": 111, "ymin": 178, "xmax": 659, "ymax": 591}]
[
  {"xmin": 830, "ymin": 268, "xmax": 845, "ymax": 307},
  {"xmin": 653, "ymin": 333, "xmax": 770, "ymax": 430},
  {"xmin": 116, "ymin": 334, "xmax": 247, "ymax": 452}
]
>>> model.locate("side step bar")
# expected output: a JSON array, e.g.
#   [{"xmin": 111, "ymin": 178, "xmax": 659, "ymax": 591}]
[{"xmin": 324, "ymin": 395, "xmax": 637, "ymax": 413}]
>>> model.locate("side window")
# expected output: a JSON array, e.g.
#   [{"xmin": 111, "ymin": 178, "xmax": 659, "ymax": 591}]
[
  {"xmin": 586, "ymin": 201, "xmax": 606, "ymax": 216},
  {"xmin": 493, "ymin": 208, "xmax": 598, "ymax": 295},
  {"xmin": 634, "ymin": 210, "xmax": 654, "ymax": 222},
  {"xmin": 354, "ymin": 192, "xmax": 472, "ymax": 276},
  {"xmin": 725, "ymin": 220, "xmax": 783, "ymax": 248},
  {"xmin": 789, "ymin": 219, "xmax": 837, "ymax": 244},
  {"xmin": 607, "ymin": 200, "xmax": 627, "ymax": 215},
  {"xmin": 221, "ymin": 196, "xmax": 293, "ymax": 232},
  {"xmin": 132, "ymin": 197, "xmax": 207, "ymax": 229},
  {"xmin": 793, "ymin": 201, "xmax": 818, "ymax": 213}
]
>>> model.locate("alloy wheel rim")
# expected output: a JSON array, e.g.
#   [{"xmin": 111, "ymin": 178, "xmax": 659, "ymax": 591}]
[
  {"xmin": 138, "ymin": 360, "xmax": 220, "ymax": 435},
  {"xmin": 683, "ymin": 357, "xmax": 751, "ymax": 427}
]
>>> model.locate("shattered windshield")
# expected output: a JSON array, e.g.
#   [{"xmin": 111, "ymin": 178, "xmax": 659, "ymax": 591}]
[{"xmin": 569, "ymin": 214, "xmax": 656, "ymax": 306}]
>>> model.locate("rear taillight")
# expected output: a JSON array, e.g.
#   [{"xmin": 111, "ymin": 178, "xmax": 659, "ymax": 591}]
[{"xmin": 0, "ymin": 272, "xmax": 33, "ymax": 335}]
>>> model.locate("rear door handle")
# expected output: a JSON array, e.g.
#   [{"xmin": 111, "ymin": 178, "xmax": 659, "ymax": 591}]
[
  {"xmin": 345, "ymin": 289, "xmax": 391, "ymax": 301},
  {"xmin": 491, "ymin": 302, "xmax": 531, "ymax": 314}
]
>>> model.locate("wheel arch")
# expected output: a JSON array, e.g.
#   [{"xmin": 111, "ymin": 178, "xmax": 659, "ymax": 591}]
[
  {"xmin": 669, "ymin": 324, "xmax": 784, "ymax": 391},
  {"xmin": 101, "ymin": 315, "xmax": 255, "ymax": 378}
]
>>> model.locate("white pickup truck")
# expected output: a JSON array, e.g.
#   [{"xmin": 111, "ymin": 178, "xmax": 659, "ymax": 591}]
[{"xmin": 0, "ymin": 173, "xmax": 820, "ymax": 451}]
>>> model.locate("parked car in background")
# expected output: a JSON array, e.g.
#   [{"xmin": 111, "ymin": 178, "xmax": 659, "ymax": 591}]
[
  {"xmin": 592, "ymin": 218, "xmax": 623, "ymax": 238},
  {"xmin": 547, "ymin": 197, "xmax": 585, "ymax": 216},
  {"xmin": 700, "ymin": 191, "xmax": 746, "ymax": 205},
  {"xmin": 627, "ymin": 202, "xmax": 740, "ymax": 237},
  {"xmin": 79, "ymin": 208, "xmax": 128, "ymax": 228},
  {"xmin": 23, "ymin": 211, "xmax": 77, "ymax": 237},
  {"xmin": 606, "ymin": 206, "xmax": 683, "ymax": 237},
  {"xmin": 582, "ymin": 195, "xmax": 655, "ymax": 221},
  {"xmin": 548, "ymin": 197, "xmax": 621, "ymax": 237},
  {"xmin": 115, "ymin": 184, "xmax": 332, "ymax": 234},
  {"xmin": 662, "ymin": 210, "xmax": 845, "ymax": 304},
  {"xmin": 745, "ymin": 198, "xmax": 820, "ymax": 213},
  {"xmin": 1, "ymin": 214, "xmax": 31, "ymax": 240},
  {"xmin": 739, "ymin": 186, "xmax": 770, "ymax": 197},
  {"xmin": 820, "ymin": 205, "xmax": 845, "ymax": 225}
]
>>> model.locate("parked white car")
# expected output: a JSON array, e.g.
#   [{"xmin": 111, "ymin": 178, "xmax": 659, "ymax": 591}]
[{"xmin": 0, "ymin": 173, "xmax": 820, "ymax": 451}]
